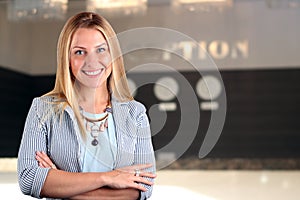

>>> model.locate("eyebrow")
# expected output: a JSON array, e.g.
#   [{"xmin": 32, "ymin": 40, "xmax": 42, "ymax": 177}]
[
  {"xmin": 72, "ymin": 42, "xmax": 107, "ymax": 50},
  {"xmin": 95, "ymin": 42, "xmax": 108, "ymax": 48}
]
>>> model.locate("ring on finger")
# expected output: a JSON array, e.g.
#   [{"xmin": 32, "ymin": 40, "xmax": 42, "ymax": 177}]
[{"xmin": 134, "ymin": 169, "xmax": 140, "ymax": 177}]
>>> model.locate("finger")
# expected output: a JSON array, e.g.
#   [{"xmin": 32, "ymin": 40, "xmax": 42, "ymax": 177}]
[
  {"xmin": 116, "ymin": 163, "xmax": 154, "ymax": 174},
  {"xmin": 38, "ymin": 158, "xmax": 51, "ymax": 168},
  {"xmin": 38, "ymin": 160, "xmax": 48, "ymax": 168},
  {"xmin": 42, "ymin": 161, "xmax": 56, "ymax": 169},
  {"xmin": 122, "ymin": 164, "xmax": 153, "ymax": 173},
  {"xmin": 51, "ymin": 164, "xmax": 57, "ymax": 169},
  {"xmin": 37, "ymin": 151, "xmax": 55, "ymax": 168},
  {"xmin": 36, "ymin": 151, "xmax": 48, "ymax": 163},
  {"xmin": 35, "ymin": 154, "xmax": 50, "ymax": 167},
  {"xmin": 35, "ymin": 154, "xmax": 45, "ymax": 164},
  {"xmin": 41, "ymin": 151, "xmax": 54, "ymax": 165},
  {"xmin": 39, "ymin": 162, "xmax": 49, "ymax": 168},
  {"xmin": 133, "ymin": 176, "xmax": 154, "ymax": 186},
  {"xmin": 36, "ymin": 154, "xmax": 57, "ymax": 169},
  {"xmin": 124, "ymin": 163, "xmax": 153, "ymax": 170},
  {"xmin": 130, "ymin": 182, "xmax": 147, "ymax": 192},
  {"xmin": 133, "ymin": 163, "xmax": 153, "ymax": 170},
  {"xmin": 139, "ymin": 172, "xmax": 157, "ymax": 179}
]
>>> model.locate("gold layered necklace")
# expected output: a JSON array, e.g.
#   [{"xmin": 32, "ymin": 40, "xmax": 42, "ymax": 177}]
[{"xmin": 80, "ymin": 105, "xmax": 112, "ymax": 146}]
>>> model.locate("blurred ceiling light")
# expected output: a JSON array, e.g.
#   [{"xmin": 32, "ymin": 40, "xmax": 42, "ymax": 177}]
[
  {"xmin": 173, "ymin": 0, "xmax": 230, "ymax": 2},
  {"xmin": 7, "ymin": 0, "xmax": 68, "ymax": 21},
  {"xmin": 172, "ymin": 0, "xmax": 232, "ymax": 13},
  {"xmin": 266, "ymin": 0, "xmax": 300, "ymax": 9},
  {"xmin": 87, "ymin": 0, "xmax": 147, "ymax": 17}
]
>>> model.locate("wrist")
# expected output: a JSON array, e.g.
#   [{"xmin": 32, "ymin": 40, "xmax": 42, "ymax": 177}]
[{"xmin": 95, "ymin": 172, "xmax": 109, "ymax": 187}]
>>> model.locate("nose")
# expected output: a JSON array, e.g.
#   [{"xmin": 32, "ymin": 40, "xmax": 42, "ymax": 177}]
[{"xmin": 85, "ymin": 52, "xmax": 99, "ymax": 68}]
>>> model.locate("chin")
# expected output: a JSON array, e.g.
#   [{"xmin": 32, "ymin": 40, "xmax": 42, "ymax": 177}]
[{"xmin": 87, "ymin": 81, "xmax": 107, "ymax": 89}]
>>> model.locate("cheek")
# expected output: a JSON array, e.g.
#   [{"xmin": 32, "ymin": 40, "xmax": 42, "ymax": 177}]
[
  {"xmin": 101, "ymin": 53, "xmax": 112, "ymax": 67},
  {"xmin": 70, "ymin": 58, "xmax": 84, "ymax": 76}
]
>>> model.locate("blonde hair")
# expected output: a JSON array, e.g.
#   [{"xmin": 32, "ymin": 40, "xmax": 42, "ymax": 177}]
[{"xmin": 45, "ymin": 12, "xmax": 133, "ymax": 135}]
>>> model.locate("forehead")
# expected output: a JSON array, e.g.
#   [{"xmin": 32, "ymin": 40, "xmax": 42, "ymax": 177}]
[{"xmin": 71, "ymin": 28, "xmax": 107, "ymax": 46}]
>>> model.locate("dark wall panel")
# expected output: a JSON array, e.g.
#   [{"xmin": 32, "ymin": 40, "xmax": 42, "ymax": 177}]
[
  {"xmin": 0, "ymin": 67, "xmax": 299, "ymax": 159},
  {"xmin": 130, "ymin": 69, "xmax": 300, "ymax": 159},
  {"xmin": 217, "ymin": 69, "xmax": 300, "ymax": 158},
  {"xmin": 0, "ymin": 67, "xmax": 55, "ymax": 157},
  {"xmin": 0, "ymin": 68, "xmax": 33, "ymax": 157}
]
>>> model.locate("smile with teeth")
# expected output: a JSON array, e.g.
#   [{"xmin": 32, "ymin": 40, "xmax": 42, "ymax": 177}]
[{"xmin": 82, "ymin": 68, "xmax": 104, "ymax": 76}]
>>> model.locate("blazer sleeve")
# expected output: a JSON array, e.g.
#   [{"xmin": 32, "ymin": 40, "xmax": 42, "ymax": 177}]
[
  {"xmin": 17, "ymin": 98, "xmax": 51, "ymax": 198},
  {"xmin": 134, "ymin": 102, "xmax": 156, "ymax": 200}
]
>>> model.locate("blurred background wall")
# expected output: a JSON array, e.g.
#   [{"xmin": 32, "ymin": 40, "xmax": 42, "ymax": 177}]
[{"xmin": 0, "ymin": 0, "xmax": 299, "ymax": 169}]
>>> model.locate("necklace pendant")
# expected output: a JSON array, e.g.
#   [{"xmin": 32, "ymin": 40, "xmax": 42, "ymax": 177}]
[
  {"xmin": 100, "ymin": 122, "xmax": 105, "ymax": 132},
  {"xmin": 91, "ymin": 127, "xmax": 99, "ymax": 137},
  {"xmin": 91, "ymin": 138, "xmax": 99, "ymax": 146},
  {"xmin": 104, "ymin": 119, "xmax": 108, "ymax": 128}
]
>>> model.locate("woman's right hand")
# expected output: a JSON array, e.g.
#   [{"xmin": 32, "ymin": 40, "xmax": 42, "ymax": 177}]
[
  {"xmin": 105, "ymin": 164, "xmax": 156, "ymax": 192},
  {"xmin": 35, "ymin": 151, "xmax": 57, "ymax": 169}
]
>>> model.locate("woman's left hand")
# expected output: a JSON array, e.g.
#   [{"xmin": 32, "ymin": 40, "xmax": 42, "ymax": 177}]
[{"xmin": 35, "ymin": 151, "xmax": 57, "ymax": 169}]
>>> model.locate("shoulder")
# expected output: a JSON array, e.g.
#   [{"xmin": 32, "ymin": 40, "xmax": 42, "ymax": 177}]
[
  {"xmin": 29, "ymin": 95, "xmax": 65, "ymax": 121},
  {"xmin": 29, "ymin": 96, "xmax": 50, "ymax": 112},
  {"xmin": 128, "ymin": 100, "xmax": 147, "ymax": 113},
  {"xmin": 30, "ymin": 95, "xmax": 57, "ymax": 111},
  {"xmin": 123, "ymin": 100, "xmax": 149, "ymax": 128},
  {"xmin": 112, "ymin": 99, "xmax": 146, "ymax": 116}
]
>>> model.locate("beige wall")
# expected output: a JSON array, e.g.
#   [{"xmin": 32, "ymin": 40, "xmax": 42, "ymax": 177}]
[
  {"xmin": 1, "ymin": 1, "xmax": 300, "ymax": 75},
  {"xmin": 0, "ymin": 3, "xmax": 61, "ymax": 74}
]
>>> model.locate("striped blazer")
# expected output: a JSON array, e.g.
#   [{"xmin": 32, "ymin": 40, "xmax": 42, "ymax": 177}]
[{"xmin": 17, "ymin": 96, "xmax": 156, "ymax": 200}]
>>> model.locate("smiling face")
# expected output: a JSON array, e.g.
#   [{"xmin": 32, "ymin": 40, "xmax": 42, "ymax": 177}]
[{"xmin": 70, "ymin": 28, "xmax": 112, "ymax": 89}]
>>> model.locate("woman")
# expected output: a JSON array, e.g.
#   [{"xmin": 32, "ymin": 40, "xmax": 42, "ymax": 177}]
[{"xmin": 17, "ymin": 12, "xmax": 156, "ymax": 200}]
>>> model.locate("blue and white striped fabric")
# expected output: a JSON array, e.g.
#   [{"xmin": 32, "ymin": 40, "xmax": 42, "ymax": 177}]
[{"xmin": 17, "ymin": 96, "xmax": 156, "ymax": 200}]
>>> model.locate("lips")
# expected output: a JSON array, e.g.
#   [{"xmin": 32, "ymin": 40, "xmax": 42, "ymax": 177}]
[{"xmin": 82, "ymin": 68, "xmax": 104, "ymax": 76}]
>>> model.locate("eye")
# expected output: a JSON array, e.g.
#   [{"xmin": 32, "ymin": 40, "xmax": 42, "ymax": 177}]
[
  {"xmin": 75, "ymin": 50, "xmax": 85, "ymax": 55},
  {"xmin": 97, "ymin": 47, "xmax": 106, "ymax": 53}
]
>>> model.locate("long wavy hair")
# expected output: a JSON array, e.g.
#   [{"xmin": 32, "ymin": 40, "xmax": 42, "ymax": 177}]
[{"xmin": 45, "ymin": 12, "xmax": 133, "ymax": 135}]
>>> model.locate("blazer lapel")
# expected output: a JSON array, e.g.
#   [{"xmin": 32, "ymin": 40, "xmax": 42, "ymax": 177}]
[
  {"xmin": 112, "ymin": 100, "xmax": 130, "ymax": 167},
  {"xmin": 64, "ymin": 106, "xmax": 83, "ymax": 172}
]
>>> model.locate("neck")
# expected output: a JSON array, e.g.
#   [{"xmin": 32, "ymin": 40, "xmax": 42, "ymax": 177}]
[{"xmin": 77, "ymin": 83, "xmax": 110, "ymax": 114}]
